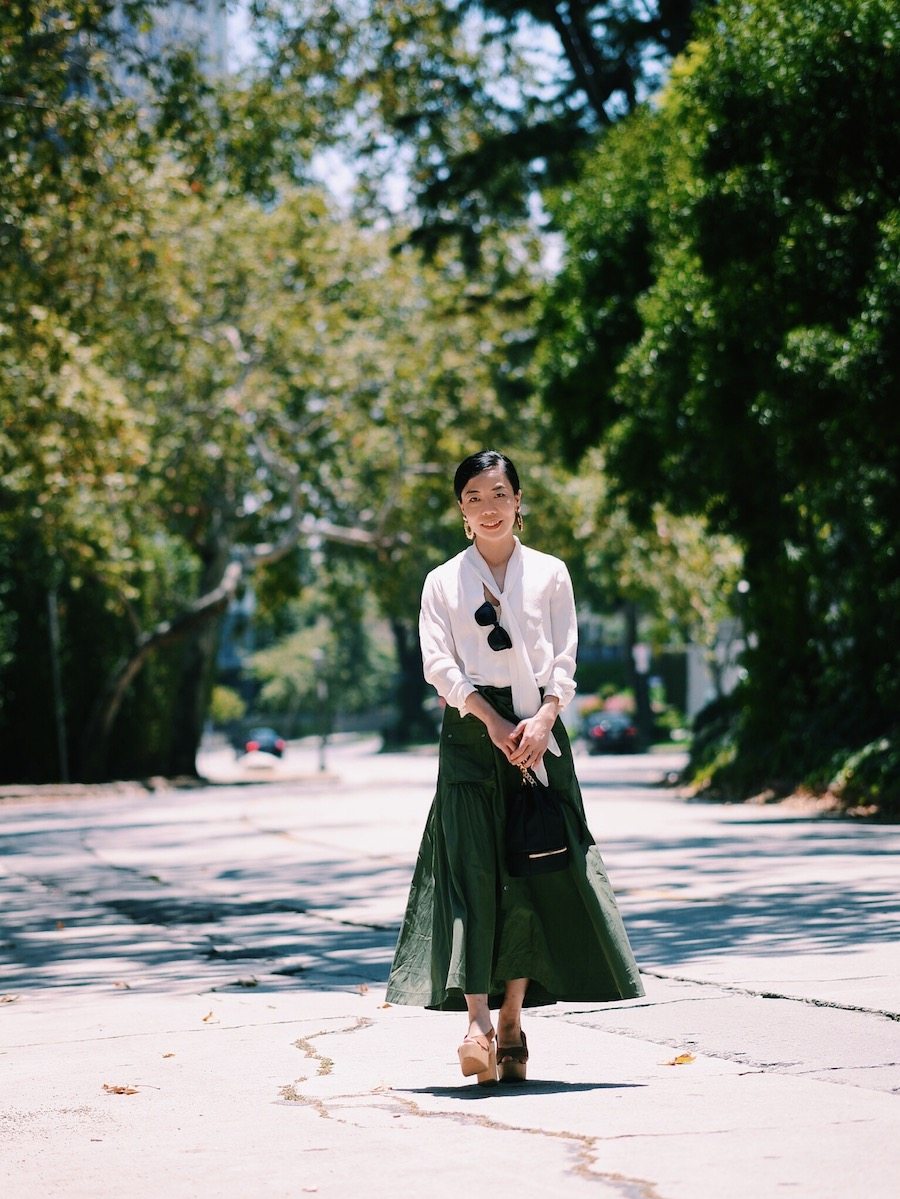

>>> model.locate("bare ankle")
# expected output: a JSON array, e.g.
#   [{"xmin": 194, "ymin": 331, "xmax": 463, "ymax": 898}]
[
  {"xmin": 497, "ymin": 1015, "xmax": 522, "ymax": 1044},
  {"xmin": 464, "ymin": 996, "xmax": 493, "ymax": 1041}
]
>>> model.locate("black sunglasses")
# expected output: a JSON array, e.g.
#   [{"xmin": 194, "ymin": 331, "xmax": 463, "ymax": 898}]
[{"xmin": 474, "ymin": 600, "xmax": 512, "ymax": 651}]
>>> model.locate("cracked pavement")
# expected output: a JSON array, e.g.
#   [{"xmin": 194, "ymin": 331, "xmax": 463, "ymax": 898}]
[{"xmin": 1, "ymin": 741, "xmax": 899, "ymax": 1198}]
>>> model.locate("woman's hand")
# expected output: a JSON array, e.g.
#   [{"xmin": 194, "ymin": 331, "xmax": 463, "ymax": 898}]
[
  {"xmin": 464, "ymin": 692, "xmax": 559, "ymax": 766},
  {"xmin": 485, "ymin": 714, "xmax": 522, "ymax": 761},
  {"xmin": 508, "ymin": 700, "xmax": 559, "ymax": 772},
  {"xmin": 463, "ymin": 692, "xmax": 522, "ymax": 762}
]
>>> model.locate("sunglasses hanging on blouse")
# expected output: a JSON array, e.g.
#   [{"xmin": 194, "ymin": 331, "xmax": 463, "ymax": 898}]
[{"xmin": 474, "ymin": 600, "xmax": 513, "ymax": 651}]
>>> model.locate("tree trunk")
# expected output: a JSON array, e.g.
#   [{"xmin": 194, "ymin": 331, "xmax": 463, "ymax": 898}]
[
  {"xmin": 165, "ymin": 530, "xmax": 233, "ymax": 777},
  {"xmin": 385, "ymin": 617, "xmax": 432, "ymax": 745},
  {"xmin": 79, "ymin": 559, "xmax": 243, "ymax": 780}
]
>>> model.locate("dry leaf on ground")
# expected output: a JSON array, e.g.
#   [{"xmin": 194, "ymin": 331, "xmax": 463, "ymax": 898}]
[
  {"xmin": 0, "ymin": 994, "xmax": 20, "ymax": 1005},
  {"xmin": 664, "ymin": 1053, "xmax": 696, "ymax": 1066},
  {"xmin": 162, "ymin": 1053, "xmax": 175, "ymax": 1059},
  {"xmin": 202, "ymin": 1010, "xmax": 217, "ymax": 1023},
  {"xmin": 356, "ymin": 983, "xmax": 369, "ymax": 995},
  {"xmin": 113, "ymin": 981, "xmax": 131, "ymax": 990},
  {"xmin": 103, "ymin": 1083, "xmax": 138, "ymax": 1095}
]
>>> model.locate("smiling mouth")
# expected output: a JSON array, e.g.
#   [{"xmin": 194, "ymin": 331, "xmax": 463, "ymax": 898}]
[{"xmin": 481, "ymin": 520, "xmax": 503, "ymax": 530}]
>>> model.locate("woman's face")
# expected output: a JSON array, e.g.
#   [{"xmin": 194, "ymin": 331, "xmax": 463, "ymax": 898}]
[{"xmin": 458, "ymin": 465, "xmax": 521, "ymax": 544}]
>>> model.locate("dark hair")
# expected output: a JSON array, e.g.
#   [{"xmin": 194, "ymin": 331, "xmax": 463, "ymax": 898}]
[{"xmin": 453, "ymin": 450, "xmax": 521, "ymax": 501}]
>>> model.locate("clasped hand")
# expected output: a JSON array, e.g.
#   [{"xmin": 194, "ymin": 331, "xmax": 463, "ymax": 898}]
[{"xmin": 488, "ymin": 711, "xmax": 554, "ymax": 771}]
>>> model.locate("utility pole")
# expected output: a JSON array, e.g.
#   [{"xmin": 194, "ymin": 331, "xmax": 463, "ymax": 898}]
[{"xmin": 624, "ymin": 600, "xmax": 654, "ymax": 749}]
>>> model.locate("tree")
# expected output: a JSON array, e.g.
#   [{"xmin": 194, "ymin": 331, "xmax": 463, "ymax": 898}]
[
  {"xmin": 242, "ymin": 1, "xmax": 701, "ymax": 248},
  {"xmin": 2, "ymin": 118, "xmax": 557, "ymax": 780},
  {"xmin": 540, "ymin": 0, "xmax": 900, "ymax": 804},
  {"xmin": 536, "ymin": 106, "xmax": 664, "ymax": 460},
  {"xmin": 0, "ymin": 2, "xmax": 172, "ymax": 780},
  {"xmin": 3, "ymin": 1, "xmax": 728, "ymax": 784},
  {"xmin": 571, "ymin": 446, "xmax": 742, "ymax": 662}
]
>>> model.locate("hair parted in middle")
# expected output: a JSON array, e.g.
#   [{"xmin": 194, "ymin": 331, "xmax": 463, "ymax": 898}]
[{"xmin": 453, "ymin": 450, "xmax": 521, "ymax": 501}]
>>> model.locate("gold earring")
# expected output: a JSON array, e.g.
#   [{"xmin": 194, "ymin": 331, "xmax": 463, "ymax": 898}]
[
  {"xmin": 515, "ymin": 510, "xmax": 524, "ymax": 532},
  {"xmin": 463, "ymin": 516, "xmax": 475, "ymax": 541}
]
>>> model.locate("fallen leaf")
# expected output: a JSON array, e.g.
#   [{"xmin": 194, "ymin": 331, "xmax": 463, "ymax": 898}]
[
  {"xmin": 162, "ymin": 1053, "xmax": 175, "ymax": 1059},
  {"xmin": 663, "ymin": 1053, "xmax": 696, "ymax": 1066},
  {"xmin": 378, "ymin": 1003, "xmax": 392, "ymax": 1009},
  {"xmin": 55, "ymin": 920, "xmax": 66, "ymax": 930},
  {"xmin": 113, "ymin": 981, "xmax": 131, "ymax": 990},
  {"xmin": 103, "ymin": 1083, "xmax": 138, "ymax": 1095},
  {"xmin": 0, "ymin": 994, "xmax": 20, "ymax": 1005},
  {"xmin": 202, "ymin": 1010, "xmax": 217, "ymax": 1023},
  {"xmin": 356, "ymin": 983, "xmax": 369, "ymax": 995}
]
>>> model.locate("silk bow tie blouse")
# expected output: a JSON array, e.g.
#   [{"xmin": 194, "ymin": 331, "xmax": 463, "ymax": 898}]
[{"xmin": 418, "ymin": 539, "xmax": 578, "ymax": 722}]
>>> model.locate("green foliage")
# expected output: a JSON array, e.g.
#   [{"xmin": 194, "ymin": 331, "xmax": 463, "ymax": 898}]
[
  {"xmin": 569, "ymin": 446, "xmax": 743, "ymax": 658},
  {"xmin": 683, "ymin": 693, "xmax": 741, "ymax": 793},
  {"xmin": 250, "ymin": 597, "xmax": 397, "ymax": 731},
  {"xmin": 14, "ymin": 0, "xmax": 874, "ymax": 792},
  {"xmin": 825, "ymin": 739, "xmax": 900, "ymax": 816},
  {"xmin": 209, "ymin": 685, "xmax": 247, "ymax": 727},
  {"xmin": 2, "ymin": 58, "xmax": 554, "ymax": 779},
  {"xmin": 243, "ymin": 2, "xmax": 701, "ymax": 247},
  {"xmin": 538, "ymin": 109, "xmax": 665, "ymax": 459},
  {"xmin": 541, "ymin": 0, "xmax": 900, "ymax": 806}
]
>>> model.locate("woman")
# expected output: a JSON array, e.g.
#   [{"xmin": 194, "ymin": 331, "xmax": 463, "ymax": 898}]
[{"xmin": 385, "ymin": 450, "xmax": 643, "ymax": 1084}]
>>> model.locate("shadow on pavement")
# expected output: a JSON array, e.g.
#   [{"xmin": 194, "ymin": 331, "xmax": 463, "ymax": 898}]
[
  {"xmin": 2, "ymin": 794, "xmax": 897, "ymax": 993},
  {"xmin": 610, "ymin": 819, "xmax": 900, "ymax": 966},
  {"xmin": 397, "ymin": 1080, "xmax": 647, "ymax": 1098}
]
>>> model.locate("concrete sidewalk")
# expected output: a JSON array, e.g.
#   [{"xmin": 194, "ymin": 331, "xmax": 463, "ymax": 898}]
[{"xmin": 1, "ymin": 747, "xmax": 899, "ymax": 1198}]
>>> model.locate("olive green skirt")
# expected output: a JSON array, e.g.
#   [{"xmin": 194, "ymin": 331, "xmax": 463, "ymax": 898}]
[{"xmin": 385, "ymin": 686, "xmax": 644, "ymax": 1010}]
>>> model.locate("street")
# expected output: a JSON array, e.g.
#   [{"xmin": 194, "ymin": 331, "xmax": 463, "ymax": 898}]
[{"xmin": 1, "ymin": 742, "xmax": 899, "ymax": 1198}]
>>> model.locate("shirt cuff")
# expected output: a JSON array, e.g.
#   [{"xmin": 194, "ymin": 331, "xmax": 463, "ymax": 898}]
[
  {"xmin": 451, "ymin": 681, "xmax": 478, "ymax": 715},
  {"xmin": 543, "ymin": 682, "xmax": 575, "ymax": 712}
]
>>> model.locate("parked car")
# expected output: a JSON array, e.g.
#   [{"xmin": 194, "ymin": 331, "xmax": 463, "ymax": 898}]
[
  {"xmin": 241, "ymin": 727, "xmax": 286, "ymax": 758},
  {"xmin": 583, "ymin": 711, "xmax": 639, "ymax": 754}
]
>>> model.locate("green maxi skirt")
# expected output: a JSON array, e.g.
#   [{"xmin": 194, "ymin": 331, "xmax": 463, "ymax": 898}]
[{"xmin": 385, "ymin": 686, "xmax": 645, "ymax": 1010}]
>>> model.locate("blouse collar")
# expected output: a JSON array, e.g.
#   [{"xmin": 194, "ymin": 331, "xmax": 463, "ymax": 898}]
[{"xmin": 468, "ymin": 537, "xmax": 522, "ymax": 596}]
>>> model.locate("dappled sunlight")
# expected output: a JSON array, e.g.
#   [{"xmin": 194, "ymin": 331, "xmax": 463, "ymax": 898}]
[{"xmin": 2, "ymin": 769, "xmax": 898, "ymax": 999}]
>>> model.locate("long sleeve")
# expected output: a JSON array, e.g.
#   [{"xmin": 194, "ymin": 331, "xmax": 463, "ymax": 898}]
[
  {"xmin": 543, "ymin": 563, "xmax": 578, "ymax": 710},
  {"xmin": 419, "ymin": 571, "xmax": 477, "ymax": 713}
]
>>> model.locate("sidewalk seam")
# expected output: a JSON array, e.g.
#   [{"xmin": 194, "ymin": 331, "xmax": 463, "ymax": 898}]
[{"xmin": 640, "ymin": 969, "xmax": 900, "ymax": 1021}]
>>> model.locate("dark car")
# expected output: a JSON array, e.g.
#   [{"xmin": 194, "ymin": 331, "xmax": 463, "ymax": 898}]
[
  {"xmin": 583, "ymin": 711, "xmax": 639, "ymax": 754},
  {"xmin": 241, "ymin": 727, "xmax": 286, "ymax": 758}
]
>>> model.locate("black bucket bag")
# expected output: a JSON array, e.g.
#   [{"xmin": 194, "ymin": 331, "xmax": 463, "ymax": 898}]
[{"xmin": 505, "ymin": 765, "xmax": 570, "ymax": 877}]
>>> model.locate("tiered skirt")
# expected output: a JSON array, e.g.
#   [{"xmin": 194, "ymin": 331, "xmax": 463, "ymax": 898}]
[{"xmin": 386, "ymin": 686, "xmax": 644, "ymax": 1010}]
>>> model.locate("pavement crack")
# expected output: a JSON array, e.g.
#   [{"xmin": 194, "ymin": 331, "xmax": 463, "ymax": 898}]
[
  {"xmin": 277, "ymin": 1084, "xmax": 333, "ymax": 1119},
  {"xmin": 639, "ymin": 969, "xmax": 900, "ymax": 1022},
  {"xmin": 375, "ymin": 1091, "xmax": 667, "ymax": 1198},
  {"xmin": 290, "ymin": 1016, "xmax": 374, "ymax": 1081}
]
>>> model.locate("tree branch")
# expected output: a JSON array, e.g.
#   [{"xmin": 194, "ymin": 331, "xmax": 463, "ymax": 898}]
[{"xmin": 542, "ymin": 1, "xmax": 614, "ymax": 124}]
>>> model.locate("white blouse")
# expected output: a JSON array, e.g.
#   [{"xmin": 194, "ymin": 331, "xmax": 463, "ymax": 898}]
[{"xmin": 419, "ymin": 539, "xmax": 578, "ymax": 720}]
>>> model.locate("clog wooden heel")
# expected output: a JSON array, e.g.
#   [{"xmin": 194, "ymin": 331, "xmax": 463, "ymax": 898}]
[
  {"xmin": 498, "ymin": 1030, "xmax": 528, "ymax": 1083},
  {"xmin": 458, "ymin": 1029, "xmax": 498, "ymax": 1085}
]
